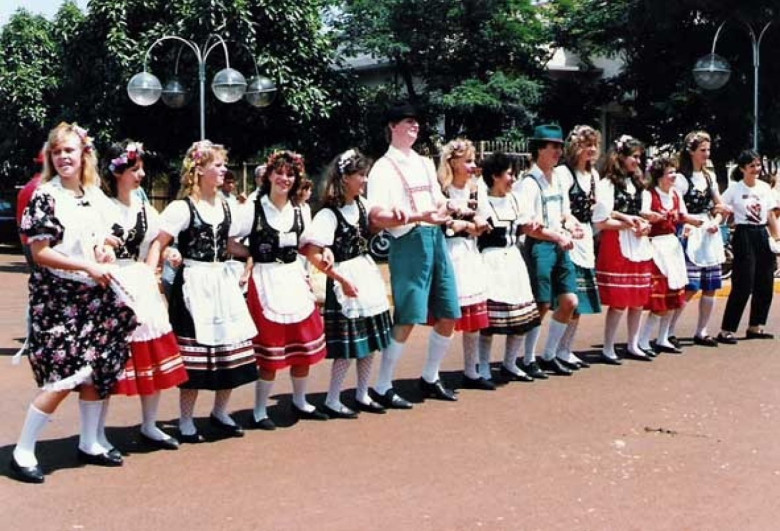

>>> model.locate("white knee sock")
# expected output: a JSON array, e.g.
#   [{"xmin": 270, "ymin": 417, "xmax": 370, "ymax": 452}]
[
  {"xmin": 668, "ymin": 306, "xmax": 683, "ymax": 337},
  {"xmin": 478, "ymin": 335, "xmax": 493, "ymax": 380},
  {"xmin": 355, "ymin": 356, "xmax": 374, "ymax": 404},
  {"xmin": 374, "ymin": 338, "xmax": 405, "ymax": 395},
  {"xmin": 503, "ymin": 335, "xmax": 525, "ymax": 375},
  {"xmin": 556, "ymin": 319, "xmax": 579, "ymax": 363},
  {"xmin": 326, "ymin": 359, "xmax": 351, "ymax": 409},
  {"xmin": 212, "ymin": 389, "xmax": 235, "ymax": 426},
  {"xmin": 462, "ymin": 332, "xmax": 480, "ymax": 379},
  {"xmin": 658, "ymin": 313, "xmax": 674, "ymax": 347},
  {"xmin": 603, "ymin": 308, "xmax": 624, "ymax": 359},
  {"xmin": 79, "ymin": 399, "xmax": 106, "ymax": 455},
  {"xmin": 421, "ymin": 330, "xmax": 452, "ymax": 383},
  {"xmin": 179, "ymin": 389, "xmax": 198, "ymax": 436},
  {"xmin": 542, "ymin": 319, "xmax": 568, "ymax": 361},
  {"xmin": 523, "ymin": 326, "xmax": 541, "ymax": 364},
  {"xmin": 626, "ymin": 308, "xmax": 643, "ymax": 353},
  {"xmin": 696, "ymin": 296, "xmax": 715, "ymax": 338},
  {"xmin": 254, "ymin": 378, "xmax": 274, "ymax": 421},
  {"xmin": 140, "ymin": 393, "xmax": 169, "ymax": 441},
  {"xmin": 639, "ymin": 313, "xmax": 660, "ymax": 350},
  {"xmin": 13, "ymin": 404, "xmax": 49, "ymax": 467},
  {"xmin": 291, "ymin": 375, "xmax": 314, "ymax": 412},
  {"xmin": 96, "ymin": 397, "xmax": 113, "ymax": 450}
]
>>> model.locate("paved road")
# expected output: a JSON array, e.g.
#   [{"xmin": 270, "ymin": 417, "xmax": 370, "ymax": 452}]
[{"xmin": 0, "ymin": 249, "xmax": 778, "ymax": 530}]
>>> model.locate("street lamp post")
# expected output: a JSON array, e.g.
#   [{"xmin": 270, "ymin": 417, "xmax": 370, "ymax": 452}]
[
  {"xmin": 692, "ymin": 19, "xmax": 773, "ymax": 151},
  {"xmin": 127, "ymin": 34, "xmax": 277, "ymax": 140}
]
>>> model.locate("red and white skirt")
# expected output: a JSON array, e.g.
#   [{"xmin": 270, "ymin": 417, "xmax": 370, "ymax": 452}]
[
  {"xmin": 596, "ymin": 230, "xmax": 651, "ymax": 308},
  {"xmin": 247, "ymin": 276, "xmax": 327, "ymax": 371}
]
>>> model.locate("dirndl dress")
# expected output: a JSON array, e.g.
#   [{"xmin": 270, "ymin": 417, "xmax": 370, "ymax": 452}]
[
  {"xmin": 478, "ymin": 194, "xmax": 540, "ymax": 336},
  {"xmin": 167, "ymin": 198, "xmax": 259, "ymax": 390},
  {"xmin": 18, "ymin": 181, "xmax": 138, "ymax": 399},
  {"xmin": 307, "ymin": 200, "xmax": 392, "ymax": 359},
  {"xmin": 645, "ymin": 189, "xmax": 687, "ymax": 313},
  {"xmin": 678, "ymin": 171, "xmax": 724, "ymax": 292},
  {"xmin": 245, "ymin": 198, "xmax": 326, "ymax": 370},
  {"xmin": 564, "ymin": 167, "xmax": 601, "ymax": 314}
]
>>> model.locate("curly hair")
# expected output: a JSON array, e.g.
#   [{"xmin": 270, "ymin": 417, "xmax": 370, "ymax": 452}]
[
  {"xmin": 259, "ymin": 150, "xmax": 306, "ymax": 202},
  {"xmin": 437, "ymin": 138, "xmax": 475, "ymax": 192},
  {"xmin": 177, "ymin": 140, "xmax": 228, "ymax": 200},
  {"xmin": 321, "ymin": 149, "xmax": 372, "ymax": 209},
  {"xmin": 564, "ymin": 125, "xmax": 601, "ymax": 171},
  {"xmin": 646, "ymin": 151, "xmax": 678, "ymax": 188},
  {"xmin": 41, "ymin": 122, "xmax": 100, "ymax": 188},
  {"xmin": 101, "ymin": 139, "xmax": 145, "ymax": 198}
]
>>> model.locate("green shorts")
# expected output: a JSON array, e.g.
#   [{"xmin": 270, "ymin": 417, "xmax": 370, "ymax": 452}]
[
  {"xmin": 526, "ymin": 238, "xmax": 578, "ymax": 304},
  {"xmin": 388, "ymin": 226, "xmax": 461, "ymax": 325}
]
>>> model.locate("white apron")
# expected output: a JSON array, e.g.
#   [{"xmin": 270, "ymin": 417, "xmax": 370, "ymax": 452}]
[
  {"xmin": 251, "ymin": 260, "xmax": 316, "ymax": 324},
  {"xmin": 331, "ymin": 255, "xmax": 391, "ymax": 319},
  {"xmin": 447, "ymin": 237, "xmax": 487, "ymax": 306},
  {"xmin": 619, "ymin": 229, "xmax": 653, "ymax": 262},
  {"xmin": 112, "ymin": 260, "xmax": 173, "ymax": 341},
  {"xmin": 481, "ymin": 247, "xmax": 535, "ymax": 305},
  {"xmin": 685, "ymin": 217, "xmax": 726, "ymax": 266},
  {"xmin": 569, "ymin": 224, "xmax": 596, "ymax": 269},
  {"xmin": 181, "ymin": 260, "xmax": 257, "ymax": 346},
  {"xmin": 650, "ymin": 234, "xmax": 688, "ymax": 290}
]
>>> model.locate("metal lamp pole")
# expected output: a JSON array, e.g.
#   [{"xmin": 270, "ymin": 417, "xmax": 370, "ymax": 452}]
[{"xmin": 693, "ymin": 19, "xmax": 774, "ymax": 151}]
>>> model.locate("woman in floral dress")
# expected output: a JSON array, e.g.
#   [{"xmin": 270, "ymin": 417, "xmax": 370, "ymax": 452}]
[{"xmin": 9, "ymin": 122, "xmax": 138, "ymax": 483}]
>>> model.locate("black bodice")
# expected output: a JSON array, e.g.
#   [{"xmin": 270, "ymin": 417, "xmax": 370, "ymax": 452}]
[
  {"xmin": 613, "ymin": 178, "xmax": 643, "ymax": 216},
  {"xmin": 682, "ymin": 173, "xmax": 715, "ymax": 215},
  {"xmin": 178, "ymin": 197, "xmax": 231, "ymax": 262},
  {"xmin": 112, "ymin": 203, "xmax": 148, "ymax": 260},
  {"xmin": 329, "ymin": 199, "xmax": 370, "ymax": 263},
  {"xmin": 568, "ymin": 167, "xmax": 596, "ymax": 224},
  {"xmin": 249, "ymin": 197, "xmax": 303, "ymax": 264}
]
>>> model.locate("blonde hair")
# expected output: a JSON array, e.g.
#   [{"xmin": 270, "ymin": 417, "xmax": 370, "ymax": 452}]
[
  {"xmin": 564, "ymin": 125, "xmax": 601, "ymax": 171},
  {"xmin": 177, "ymin": 140, "xmax": 228, "ymax": 200},
  {"xmin": 437, "ymin": 138, "xmax": 475, "ymax": 192},
  {"xmin": 41, "ymin": 122, "xmax": 99, "ymax": 188}
]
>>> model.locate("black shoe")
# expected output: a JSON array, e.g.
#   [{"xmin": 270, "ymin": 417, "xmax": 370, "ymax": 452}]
[
  {"xmin": 462, "ymin": 375, "xmax": 499, "ymax": 390},
  {"xmin": 77, "ymin": 448, "xmax": 123, "ymax": 467},
  {"xmin": 537, "ymin": 357, "xmax": 573, "ymax": 376},
  {"xmin": 323, "ymin": 404, "xmax": 359, "ymax": 419},
  {"xmin": 354, "ymin": 399, "xmax": 387, "ymax": 414},
  {"xmin": 693, "ymin": 334, "xmax": 718, "ymax": 347},
  {"xmin": 518, "ymin": 360, "xmax": 548, "ymax": 379},
  {"xmin": 623, "ymin": 348, "xmax": 653, "ymax": 361},
  {"xmin": 249, "ymin": 417, "xmax": 277, "ymax": 431},
  {"xmin": 668, "ymin": 336, "xmax": 682, "ymax": 349},
  {"xmin": 9, "ymin": 455, "xmax": 44, "ymax": 484},
  {"xmin": 293, "ymin": 405, "xmax": 329, "ymax": 421},
  {"xmin": 418, "ymin": 378, "xmax": 458, "ymax": 401},
  {"xmin": 556, "ymin": 358, "xmax": 581, "ymax": 371},
  {"xmin": 374, "ymin": 389, "xmax": 413, "ymax": 410},
  {"xmin": 209, "ymin": 415, "xmax": 245, "ymax": 437},
  {"xmin": 106, "ymin": 446, "xmax": 123, "ymax": 460},
  {"xmin": 746, "ymin": 329, "xmax": 774, "ymax": 339},
  {"xmin": 576, "ymin": 358, "xmax": 591, "ymax": 369},
  {"xmin": 498, "ymin": 365, "xmax": 533, "ymax": 383},
  {"xmin": 600, "ymin": 353, "xmax": 622, "ymax": 365},
  {"xmin": 654, "ymin": 344, "xmax": 683, "ymax": 354},
  {"xmin": 139, "ymin": 431, "xmax": 180, "ymax": 450},
  {"xmin": 178, "ymin": 431, "xmax": 205, "ymax": 444},
  {"xmin": 717, "ymin": 332, "xmax": 738, "ymax": 345},
  {"xmin": 642, "ymin": 347, "xmax": 658, "ymax": 358}
]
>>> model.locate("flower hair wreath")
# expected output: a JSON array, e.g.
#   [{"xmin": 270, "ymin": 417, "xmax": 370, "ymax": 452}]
[
  {"xmin": 182, "ymin": 140, "xmax": 212, "ymax": 174},
  {"xmin": 337, "ymin": 149, "xmax": 357, "ymax": 176},
  {"xmin": 109, "ymin": 142, "xmax": 144, "ymax": 173},
  {"xmin": 614, "ymin": 134, "xmax": 634, "ymax": 152},
  {"xmin": 72, "ymin": 123, "xmax": 95, "ymax": 153}
]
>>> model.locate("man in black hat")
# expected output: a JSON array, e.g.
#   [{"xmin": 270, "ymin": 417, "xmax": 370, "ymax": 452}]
[
  {"xmin": 366, "ymin": 102, "xmax": 461, "ymax": 408},
  {"xmin": 514, "ymin": 124, "xmax": 585, "ymax": 378}
]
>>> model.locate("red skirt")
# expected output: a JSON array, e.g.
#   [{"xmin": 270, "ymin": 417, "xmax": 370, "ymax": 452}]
[
  {"xmin": 114, "ymin": 331, "xmax": 188, "ymax": 395},
  {"xmin": 646, "ymin": 263, "xmax": 685, "ymax": 313},
  {"xmin": 247, "ymin": 277, "xmax": 327, "ymax": 371},
  {"xmin": 427, "ymin": 301, "xmax": 489, "ymax": 332},
  {"xmin": 596, "ymin": 230, "xmax": 652, "ymax": 308}
]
